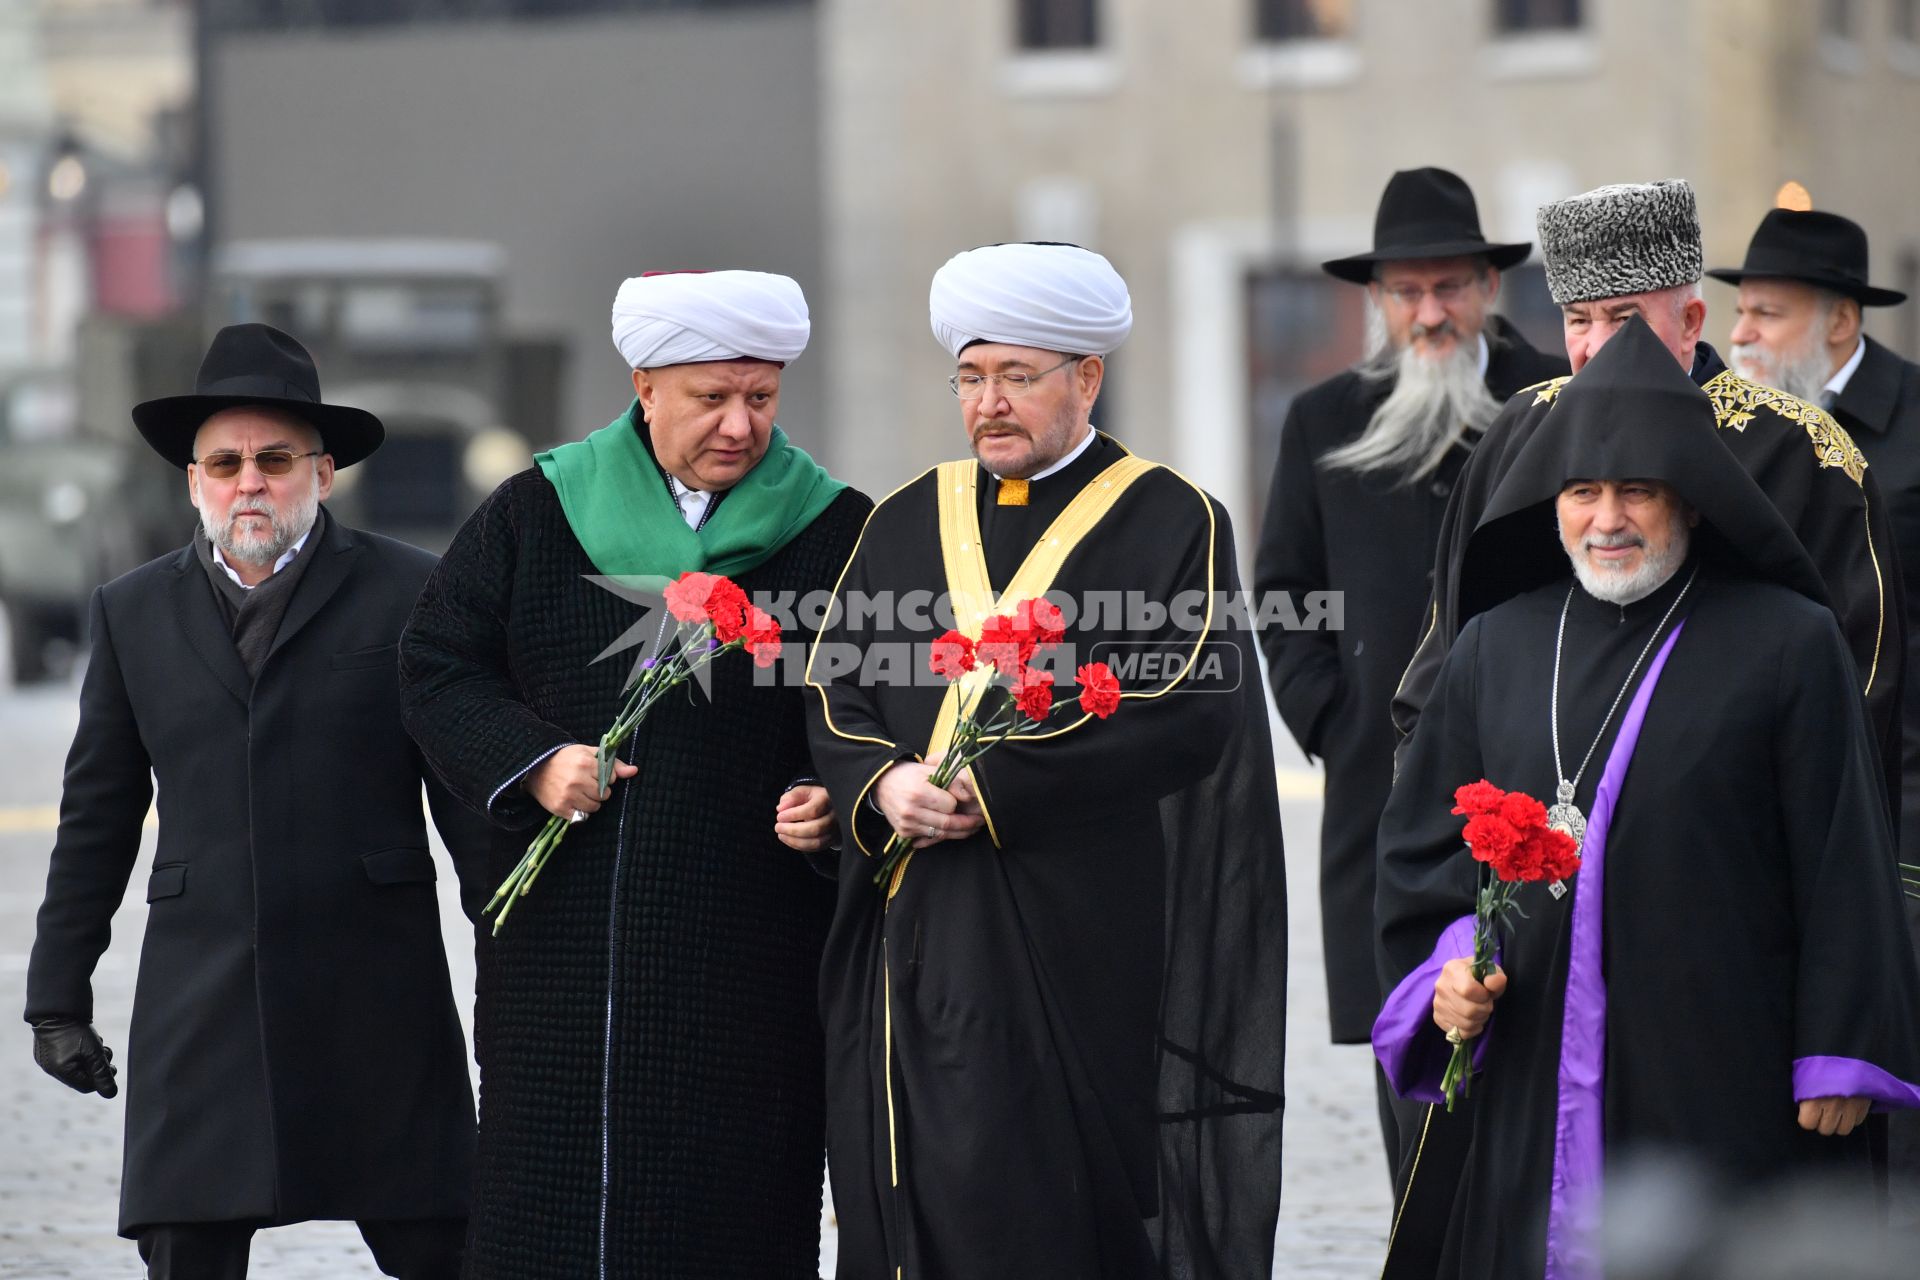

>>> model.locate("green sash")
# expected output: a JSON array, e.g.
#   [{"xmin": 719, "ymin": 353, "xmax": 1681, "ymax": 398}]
[{"xmin": 536, "ymin": 400, "xmax": 846, "ymax": 586}]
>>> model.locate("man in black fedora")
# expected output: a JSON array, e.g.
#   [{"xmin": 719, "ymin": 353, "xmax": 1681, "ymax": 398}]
[
  {"xmin": 1252, "ymin": 166, "xmax": 1567, "ymax": 1179},
  {"xmin": 1718, "ymin": 205, "xmax": 1920, "ymax": 1248},
  {"xmin": 23, "ymin": 323, "xmax": 490, "ymax": 1278}
]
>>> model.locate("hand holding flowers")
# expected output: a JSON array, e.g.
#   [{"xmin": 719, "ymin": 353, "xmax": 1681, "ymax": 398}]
[
  {"xmin": 483, "ymin": 571, "xmax": 780, "ymax": 935},
  {"xmin": 870, "ymin": 597, "xmax": 1120, "ymax": 892},
  {"xmin": 1437, "ymin": 779, "xmax": 1582, "ymax": 1111}
]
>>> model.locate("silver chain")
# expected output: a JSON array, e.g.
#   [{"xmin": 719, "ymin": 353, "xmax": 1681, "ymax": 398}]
[{"xmin": 1551, "ymin": 565, "xmax": 1698, "ymax": 793}]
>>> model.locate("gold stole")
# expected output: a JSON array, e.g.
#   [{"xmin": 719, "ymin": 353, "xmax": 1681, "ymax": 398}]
[{"xmin": 885, "ymin": 452, "xmax": 1154, "ymax": 897}]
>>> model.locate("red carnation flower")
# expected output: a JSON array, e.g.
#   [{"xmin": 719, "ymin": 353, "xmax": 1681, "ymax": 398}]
[
  {"xmin": 929, "ymin": 630, "xmax": 976, "ymax": 679},
  {"xmin": 705, "ymin": 578, "xmax": 751, "ymax": 644},
  {"xmin": 976, "ymin": 615, "xmax": 1033, "ymax": 672},
  {"xmin": 743, "ymin": 607, "xmax": 782, "ymax": 668},
  {"xmin": 1534, "ymin": 828, "xmax": 1583, "ymax": 884},
  {"xmin": 1451, "ymin": 780, "xmax": 1507, "ymax": 818},
  {"xmin": 1012, "ymin": 667, "xmax": 1055, "ymax": 722},
  {"xmin": 1498, "ymin": 792, "xmax": 1549, "ymax": 831},
  {"xmin": 1462, "ymin": 813, "xmax": 1521, "ymax": 866},
  {"xmin": 1013, "ymin": 597, "xmax": 1067, "ymax": 648},
  {"xmin": 664, "ymin": 571, "xmax": 720, "ymax": 623},
  {"xmin": 1075, "ymin": 662, "xmax": 1122, "ymax": 719}
]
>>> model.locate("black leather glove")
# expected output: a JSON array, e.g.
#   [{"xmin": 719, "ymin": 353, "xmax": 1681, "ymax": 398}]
[{"xmin": 30, "ymin": 1017, "xmax": 118, "ymax": 1098}]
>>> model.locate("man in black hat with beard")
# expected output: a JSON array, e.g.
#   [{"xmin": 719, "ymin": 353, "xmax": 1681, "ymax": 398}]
[
  {"xmin": 1374, "ymin": 316, "xmax": 1920, "ymax": 1278},
  {"xmin": 23, "ymin": 323, "xmax": 490, "ymax": 1278},
  {"xmin": 1714, "ymin": 208, "xmax": 1920, "ymax": 834},
  {"xmin": 1716, "ymin": 206, "xmax": 1920, "ymax": 1247},
  {"xmin": 1254, "ymin": 166, "xmax": 1566, "ymax": 1178}
]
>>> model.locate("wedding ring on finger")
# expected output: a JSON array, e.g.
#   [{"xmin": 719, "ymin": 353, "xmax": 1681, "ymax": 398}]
[
  {"xmin": 570, "ymin": 809, "xmax": 586, "ymax": 824},
  {"xmin": 1445, "ymin": 1025, "xmax": 1466, "ymax": 1046}
]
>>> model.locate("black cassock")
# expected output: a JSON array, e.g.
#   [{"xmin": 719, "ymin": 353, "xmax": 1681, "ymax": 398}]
[
  {"xmin": 1255, "ymin": 316, "xmax": 1567, "ymax": 1046},
  {"xmin": 1375, "ymin": 320, "xmax": 1920, "ymax": 1277},
  {"xmin": 806, "ymin": 433, "xmax": 1288, "ymax": 1279},
  {"xmin": 1378, "ymin": 571, "xmax": 1920, "ymax": 1275},
  {"xmin": 400, "ymin": 468, "xmax": 871, "ymax": 1279}
]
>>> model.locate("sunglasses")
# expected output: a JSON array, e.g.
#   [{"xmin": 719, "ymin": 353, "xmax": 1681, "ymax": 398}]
[{"xmin": 193, "ymin": 449, "xmax": 321, "ymax": 479}]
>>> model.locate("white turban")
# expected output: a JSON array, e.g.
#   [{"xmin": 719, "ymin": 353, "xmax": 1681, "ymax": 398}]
[
  {"xmin": 610, "ymin": 270, "xmax": 810, "ymax": 369},
  {"xmin": 929, "ymin": 243, "xmax": 1133, "ymax": 359}
]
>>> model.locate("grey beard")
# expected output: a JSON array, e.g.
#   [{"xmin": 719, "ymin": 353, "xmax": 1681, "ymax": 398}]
[
  {"xmin": 202, "ymin": 479, "xmax": 319, "ymax": 569},
  {"xmin": 1729, "ymin": 330, "xmax": 1836, "ymax": 404},
  {"xmin": 1562, "ymin": 517, "xmax": 1691, "ymax": 606},
  {"xmin": 1322, "ymin": 326, "xmax": 1500, "ymax": 485}
]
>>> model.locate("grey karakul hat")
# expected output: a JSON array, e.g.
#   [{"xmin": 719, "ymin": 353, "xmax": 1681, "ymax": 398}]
[{"xmin": 1535, "ymin": 179, "xmax": 1703, "ymax": 306}]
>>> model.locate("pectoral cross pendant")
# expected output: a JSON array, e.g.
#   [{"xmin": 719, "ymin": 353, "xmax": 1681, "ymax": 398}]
[{"xmin": 1546, "ymin": 778, "xmax": 1587, "ymax": 846}]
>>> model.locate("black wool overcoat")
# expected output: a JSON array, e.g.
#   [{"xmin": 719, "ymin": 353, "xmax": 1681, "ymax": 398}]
[{"xmin": 26, "ymin": 510, "xmax": 490, "ymax": 1236}]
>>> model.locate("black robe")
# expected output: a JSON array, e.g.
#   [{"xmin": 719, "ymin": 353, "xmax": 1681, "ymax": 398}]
[
  {"xmin": 1254, "ymin": 318, "xmax": 1568, "ymax": 1044},
  {"xmin": 806, "ymin": 433, "xmax": 1288, "ymax": 1280},
  {"xmin": 1376, "ymin": 568, "xmax": 1920, "ymax": 1277},
  {"xmin": 1831, "ymin": 335, "xmax": 1920, "ymax": 1230},
  {"xmin": 1392, "ymin": 343, "xmax": 1905, "ymax": 792},
  {"xmin": 1834, "ymin": 336, "xmax": 1920, "ymax": 861},
  {"xmin": 399, "ymin": 466, "xmax": 871, "ymax": 1279},
  {"xmin": 27, "ymin": 513, "xmax": 489, "ymax": 1236}
]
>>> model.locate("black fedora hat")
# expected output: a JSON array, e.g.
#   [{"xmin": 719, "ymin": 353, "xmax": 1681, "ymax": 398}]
[
  {"xmin": 1705, "ymin": 208, "xmax": 1906, "ymax": 307},
  {"xmin": 132, "ymin": 323, "xmax": 385, "ymax": 469},
  {"xmin": 1322, "ymin": 167, "xmax": 1532, "ymax": 284}
]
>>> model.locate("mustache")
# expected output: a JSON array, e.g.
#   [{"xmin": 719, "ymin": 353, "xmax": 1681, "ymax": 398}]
[
  {"xmin": 1583, "ymin": 532, "xmax": 1646, "ymax": 550},
  {"xmin": 1409, "ymin": 319, "xmax": 1458, "ymax": 343},
  {"xmin": 971, "ymin": 419, "xmax": 1027, "ymax": 440}
]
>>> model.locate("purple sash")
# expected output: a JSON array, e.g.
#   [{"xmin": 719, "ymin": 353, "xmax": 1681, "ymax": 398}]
[{"xmin": 1544, "ymin": 620, "xmax": 1686, "ymax": 1280}]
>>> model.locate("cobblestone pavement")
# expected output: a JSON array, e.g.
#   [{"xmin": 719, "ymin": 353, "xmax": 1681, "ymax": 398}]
[{"xmin": 0, "ymin": 682, "xmax": 1387, "ymax": 1278}]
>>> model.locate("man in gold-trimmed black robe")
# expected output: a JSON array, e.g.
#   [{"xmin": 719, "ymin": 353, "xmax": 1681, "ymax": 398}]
[{"xmin": 806, "ymin": 242, "xmax": 1287, "ymax": 1279}]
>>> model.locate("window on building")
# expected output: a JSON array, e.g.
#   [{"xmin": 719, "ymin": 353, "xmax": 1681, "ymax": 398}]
[
  {"xmin": 1493, "ymin": 0, "xmax": 1582, "ymax": 34},
  {"xmin": 1017, "ymin": 0, "xmax": 1099, "ymax": 50},
  {"xmin": 1820, "ymin": 0, "xmax": 1856, "ymax": 39},
  {"xmin": 1255, "ymin": 0, "xmax": 1351, "ymax": 42},
  {"xmin": 1245, "ymin": 268, "xmax": 1363, "ymax": 519}
]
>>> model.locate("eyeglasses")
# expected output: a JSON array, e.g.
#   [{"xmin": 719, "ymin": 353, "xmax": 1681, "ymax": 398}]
[
  {"xmin": 948, "ymin": 355, "xmax": 1079, "ymax": 400},
  {"xmin": 193, "ymin": 449, "xmax": 321, "ymax": 479},
  {"xmin": 1377, "ymin": 278, "xmax": 1483, "ymax": 308}
]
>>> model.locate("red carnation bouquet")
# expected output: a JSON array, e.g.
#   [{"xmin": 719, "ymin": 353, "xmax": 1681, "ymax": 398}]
[
  {"xmin": 1439, "ymin": 779, "xmax": 1583, "ymax": 1110},
  {"xmin": 484, "ymin": 571, "xmax": 781, "ymax": 934},
  {"xmin": 872, "ymin": 596, "xmax": 1121, "ymax": 892}
]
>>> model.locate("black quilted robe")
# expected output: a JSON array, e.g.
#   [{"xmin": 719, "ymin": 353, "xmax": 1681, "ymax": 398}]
[{"xmin": 400, "ymin": 466, "xmax": 871, "ymax": 1279}]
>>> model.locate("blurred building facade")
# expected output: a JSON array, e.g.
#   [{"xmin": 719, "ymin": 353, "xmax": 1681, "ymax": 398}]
[
  {"xmin": 820, "ymin": 0, "xmax": 1920, "ymax": 527},
  {"xmin": 200, "ymin": 0, "xmax": 824, "ymax": 456}
]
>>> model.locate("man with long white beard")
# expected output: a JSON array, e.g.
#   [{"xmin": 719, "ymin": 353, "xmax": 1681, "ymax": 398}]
[
  {"xmin": 1254, "ymin": 166, "xmax": 1567, "ymax": 1177},
  {"xmin": 1714, "ymin": 204, "xmax": 1920, "ymax": 1249},
  {"xmin": 25, "ymin": 323, "xmax": 490, "ymax": 1278}
]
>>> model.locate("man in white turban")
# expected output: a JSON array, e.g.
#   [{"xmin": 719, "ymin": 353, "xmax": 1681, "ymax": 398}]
[
  {"xmin": 400, "ymin": 268, "xmax": 871, "ymax": 1277},
  {"xmin": 807, "ymin": 242, "xmax": 1290, "ymax": 1278}
]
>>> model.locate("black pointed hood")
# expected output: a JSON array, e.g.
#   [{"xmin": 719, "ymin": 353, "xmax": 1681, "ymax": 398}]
[{"xmin": 1456, "ymin": 314, "xmax": 1828, "ymax": 624}]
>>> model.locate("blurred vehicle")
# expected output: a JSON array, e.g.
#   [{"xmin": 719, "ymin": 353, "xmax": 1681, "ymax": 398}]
[
  {"xmin": 2, "ymin": 240, "xmax": 564, "ymax": 682},
  {"xmin": 212, "ymin": 238, "xmax": 563, "ymax": 552},
  {"xmin": 0, "ymin": 366, "xmax": 145, "ymax": 682}
]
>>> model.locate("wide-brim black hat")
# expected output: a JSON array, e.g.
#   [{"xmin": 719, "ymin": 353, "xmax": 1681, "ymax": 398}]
[
  {"xmin": 1705, "ymin": 208, "xmax": 1906, "ymax": 307},
  {"xmin": 132, "ymin": 323, "xmax": 385, "ymax": 469},
  {"xmin": 1322, "ymin": 167, "xmax": 1532, "ymax": 284}
]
